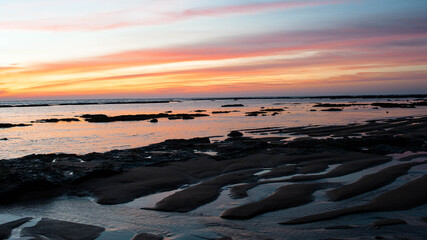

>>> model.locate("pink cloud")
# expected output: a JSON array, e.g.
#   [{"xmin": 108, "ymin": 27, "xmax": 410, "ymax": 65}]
[
  {"xmin": 21, "ymin": 24, "xmax": 427, "ymax": 76},
  {"xmin": 0, "ymin": 0, "xmax": 353, "ymax": 31}
]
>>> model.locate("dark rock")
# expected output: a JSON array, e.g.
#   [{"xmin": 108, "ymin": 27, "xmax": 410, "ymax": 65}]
[
  {"xmin": 262, "ymin": 108, "xmax": 284, "ymax": 112},
  {"xmin": 324, "ymin": 225, "xmax": 356, "ymax": 229},
  {"xmin": 150, "ymin": 119, "xmax": 158, "ymax": 123},
  {"xmin": 152, "ymin": 169, "xmax": 258, "ymax": 212},
  {"xmin": 81, "ymin": 113, "xmax": 208, "ymax": 123},
  {"xmin": 168, "ymin": 115, "xmax": 181, "ymax": 120},
  {"xmin": 0, "ymin": 123, "xmax": 31, "ymax": 128},
  {"xmin": 245, "ymin": 111, "xmax": 267, "ymax": 116},
  {"xmin": 0, "ymin": 104, "xmax": 50, "ymax": 108},
  {"xmin": 228, "ymin": 131, "xmax": 243, "ymax": 138},
  {"xmin": 21, "ymin": 218, "xmax": 104, "ymax": 240},
  {"xmin": 282, "ymin": 174, "xmax": 427, "ymax": 225},
  {"xmin": 221, "ymin": 104, "xmax": 244, "ymax": 107},
  {"xmin": 0, "ymin": 217, "xmax": 32, "ymax": 239},
  {"xmin": 0, "ymin": 101, "xmax": 170, "ymax": 108},
  {"xmin": 32, "ymin": 118, "xmax": 80, "ymax": 123},
  {"xmin": 313, "ymin": 103, "xmax": 366, "ymax": 107},
  {"xmin": 80, "ymin": 114, "xmax": 110, "ymax": 122},
  {"xmin": 194, "ymin": 110, "xmax": 206, "ymax": 112},
  {"xmin": 372, "ymin": 102, "xmax": 415, "ymax": 108},
  {"xmin": 414, "ymin": 100, "xmax": 427, "ymax": 106},
  {"xmin": 212, "ymin": 111, "xmax": 231, "ymax": 114},
  {"xmin": 182, "ymin": 115, "xmax": 195, "ymax": 120},
  {"xmin": 0, "ymin": 138, "xmax": 7, "ymax": 141},
  {"xmin": 310, "ymin": 109, "xmax": 317, "ymax": 111},
  {"xmin": 320, "ymin": 108, "xmax": 343, "ymax": 111},
  {"xmin": 373, "ymin": 218, "xmax": 407, "ymax": 227},
  {"xmin": 163, "ymin": 137, "xmax": 210, "ymax": 147},
  {"xmin": 221, "ymin": 183, "xmax": 333, "ymax": 220},
  {"xmin": 131, "ymin": 232, "xmax": 163, "ymax": 240},
  {"xmin": 216, "ymin": 237, "xmax": 233, "ymax": 240},
  {"xmin": 103, "ymin": 100, "xmax": 170, "ymax": 105}
]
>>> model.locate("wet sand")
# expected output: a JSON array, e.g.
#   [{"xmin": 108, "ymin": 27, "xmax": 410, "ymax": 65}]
[
  {"xmin": 0, "ymin": 114, "xmax": 426, "ymax": 239},
  {"xmin": 282, "ymin": 174, "xmax": 427, "ymax": 225},
  {"xmin": 221, "ymin": 183, "xmax": 333, "ymax": 219},
  {"xmin": 326, "ymin": 161, "xmax": 427, "ymax": 201}
]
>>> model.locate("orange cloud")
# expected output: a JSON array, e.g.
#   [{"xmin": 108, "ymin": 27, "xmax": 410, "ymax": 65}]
[{"xmin": 2, "ymin": 15, "xmax": 427, "ymax": 99}]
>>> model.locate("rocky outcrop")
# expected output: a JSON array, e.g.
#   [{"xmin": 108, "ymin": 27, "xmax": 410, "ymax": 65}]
[
  {"xmin": 21, "ymin": 218, "xmax": 104, "ymax": 240},
  {"xmin": 0, "ymin": 217, "xmax": 32, "ymax": 240},
  {"xmin": 131, "ymin": 232, "xmax": 163, "ymax": 240},
  {"xmin": 0, "ymin": 123, "xmax": 31, "ymax": 128},
  {"xmin": 81, "ymin": 113, "xmax": 208, "ymax": 122},
  {"xmin": 221, "ymin": 104, "xmax": 244, "ymax": 107}
]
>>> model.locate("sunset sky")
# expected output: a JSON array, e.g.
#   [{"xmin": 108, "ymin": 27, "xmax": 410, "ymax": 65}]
[{"xmin": 1, "ymin": 0, "xmax": 427, "ymax": 99}]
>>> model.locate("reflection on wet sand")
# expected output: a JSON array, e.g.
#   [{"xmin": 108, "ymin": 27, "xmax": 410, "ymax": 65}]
[{"xmin": 0, "ymin": 113, "xmax": 426, "ymax": 239}]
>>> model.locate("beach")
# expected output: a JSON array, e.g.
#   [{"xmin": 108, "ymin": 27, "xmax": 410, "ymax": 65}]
[
  {"xmin": 3, "ymin": 0, "xmax": 427, "ymax": 238},
  {"xmin": 0, "ymin": 97, "xmax": 426, "ymax": 240}
]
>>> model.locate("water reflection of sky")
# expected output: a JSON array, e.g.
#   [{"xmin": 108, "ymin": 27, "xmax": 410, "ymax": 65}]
[{"xmin": 1, "ymin": 98, "xmax": 425, "ymax": 159}]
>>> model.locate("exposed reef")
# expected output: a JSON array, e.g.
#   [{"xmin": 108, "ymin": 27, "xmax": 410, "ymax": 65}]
[
  {"xmin": 0, "ymin": 115, "xmax": 426, "ymax": 240},
  {"xmin": 221, "ymin": 104, "xmax": 244, "ymax": 107},
  {"xmin": 0, "ymin": 123, "xmax": 31, "ymax": 128},
  {"xmin": 21, "ymin": 218, "xmax": 104, "ymax": 240},
  {"xmin": 32, "ymin": 118, "xmax": 80, "ymax": 123},
  {"xmin": 80, "ymin": 113, "xmax": 209, "ymax": 123}
]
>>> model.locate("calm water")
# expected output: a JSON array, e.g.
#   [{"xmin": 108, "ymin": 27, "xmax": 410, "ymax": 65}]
[{"xmin": 0, "ymin": 97, "xmax": 425, "ymax": 159}]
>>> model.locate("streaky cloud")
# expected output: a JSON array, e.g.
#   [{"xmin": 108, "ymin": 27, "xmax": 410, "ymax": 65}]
[{"xmin": 0, "ymin": 0, "xmax": 355, "ymax": 32}]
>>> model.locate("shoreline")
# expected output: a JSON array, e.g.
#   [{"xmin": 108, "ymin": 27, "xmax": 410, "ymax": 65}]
[
  {"xmin": 1, "ymin": 97, "xmax": 426, "ymax": 160},
  {"xmin": 0, "ymin": 114, "xmax": 426, "ymax": 239},
  {"xmin": 0, "ymin": 94, "xmax": 426, "ymax": 108}
]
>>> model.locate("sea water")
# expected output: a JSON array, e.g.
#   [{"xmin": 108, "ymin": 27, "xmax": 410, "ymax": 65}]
[{"xmin": 1, "ymin": 97, "xmax": 425, "ymax": 160}]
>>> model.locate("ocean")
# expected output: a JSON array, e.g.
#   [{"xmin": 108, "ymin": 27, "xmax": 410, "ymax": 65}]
[{"xmin": 1, "ymin": 96, "xmax": 426, "ymax": 160}]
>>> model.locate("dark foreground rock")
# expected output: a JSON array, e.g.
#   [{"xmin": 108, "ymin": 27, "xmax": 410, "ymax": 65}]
[
  {"xmin": 324, "ymin": 225, "xmax": 356, "ymax": 229},
  {"xmin": 326, "ymin": 161, "xmax": 426, "ymax": 201},
  {"xmin": 227, "ymin": 131, "xmax": 243, "ymax": 138},
  {"xmin": 131, "ymin": 232, "xmax": 163, "ymax": 240},
  {"xmin": 221, "ymin": 183, "xmax": 333, "ymax": 219},
  {"xmin": 288, "ymin": 156, "xmax": 391, "ymax": 182},
  {"xmin": 372, "ymin": 218, "xmax": 406, "ymax": 227},
  {"xmin": 151, "ymin": 169, "xmax": 259, "ymax": 212},
  {"xmin": 0, "ymin": 217, "xmax": 32, "ymax": 240},
  {"xmin": 21, "ymin": 218, "xmax": 104, "ymax": 240},
  {"xmin": 282, "ymin": 174, "xmax": 427, "ymax": 225}
]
